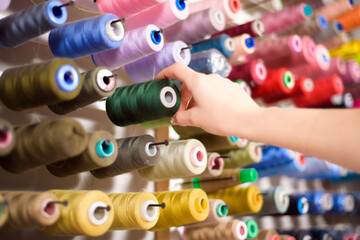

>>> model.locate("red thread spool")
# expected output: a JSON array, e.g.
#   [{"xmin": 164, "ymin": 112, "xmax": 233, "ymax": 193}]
[{"xmin": 228, "ymin": 60, "xmax": 267, "ymax": 86}]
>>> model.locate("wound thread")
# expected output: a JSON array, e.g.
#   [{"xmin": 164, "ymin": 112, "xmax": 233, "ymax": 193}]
[
  {"xmin": 223, "ymin": 142, "xmax": 263, "ymax": 169},
  {"xmin": 0, "ymin": 194, "xmax": 8, "ymax": 229},
  {"xmin": 191, "ymin": 34, "xmax": 235, "ymax": 58}
]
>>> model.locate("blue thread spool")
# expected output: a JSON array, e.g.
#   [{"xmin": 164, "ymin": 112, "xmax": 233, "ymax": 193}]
[
  {"xmin": 245, "ymin": 147, "xmax": 296, "ymax": 170},
  {"xmin": 327, "ymin": 193, "xmax": 355, "ymax": 214},
  {"xmin": 350, "ymin": 192, "xmax": 360, "ymax": 215},
  {"xmin": 310, "ymin": 229, "xmax": 335, "ymax": 240},
  {"xmin": 284, "ymin": 195, "xmax": 309, "ymax": 215},
  {"xmin": 318, "ymin": 14, "xmax": 328, "ymax": 30},
  {"xmin": 0, "ymin": 0, "xmax": 68, "ymax": 48},
  {"xmin": 294, "ymin": 191, "xmax": 334, "ymax": 214},
  {"xmin": 188, "ymin": 49, "xmax": 228, "ymax": 77},
  {"xmin": 191, "ymin": 34, "xmax": 235, "ymax": 58},
  {"xmin": 256, "ymin": 157, "xmax": 305, "ymax": 178}
]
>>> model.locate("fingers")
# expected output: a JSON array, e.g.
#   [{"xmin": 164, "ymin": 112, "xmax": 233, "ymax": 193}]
[
  {"xmin": 156, "ymin": 63, "xmax": 198, "ymax": 86},
  {"xmin": 178, "ymin": 85, "xmax": 192, "ymax": 111},
  {"xmin": 171, "ymin": 108, "xmax": 199, "ymax": 127}
]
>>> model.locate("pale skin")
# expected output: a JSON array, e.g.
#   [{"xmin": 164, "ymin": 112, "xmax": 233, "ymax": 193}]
[{"xmin": 157, "ymin": 63, "xmax": 360, "ymax": 173}]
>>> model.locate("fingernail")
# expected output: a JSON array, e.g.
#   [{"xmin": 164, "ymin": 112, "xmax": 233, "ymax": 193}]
[{"xmin": 170, "ymin": 117, "xmax": 175, "ymax": 125}]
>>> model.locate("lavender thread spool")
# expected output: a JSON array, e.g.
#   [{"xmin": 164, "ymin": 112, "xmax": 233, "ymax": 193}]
[{"xmin": 341, "ymin": 60, "xmax": 360, "ymax": 85}]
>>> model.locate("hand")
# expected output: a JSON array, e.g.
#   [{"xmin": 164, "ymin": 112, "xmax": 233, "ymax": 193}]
[{"xmin": 156, "ymin": 63, "xmax": 261, "ymax": 137}]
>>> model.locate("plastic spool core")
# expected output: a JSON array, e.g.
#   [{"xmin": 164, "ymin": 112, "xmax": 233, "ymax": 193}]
[
  {"xmin": 303, "ymin": 235, "xmax": 312, "ymax": 240},
  {"xmin": 303, "ymin": 5, "xmax": 313, "ymax": 17},
  {"xmin": 229, "ymin": 136, "xmax": 239, "ymax": 143},
  {"xmin": 41, "ymin": 198, "xmax": 59, "ymax": 218},
  {"xmin": 245, "ymin": 37, "xmax": 255, "ymax": 48},
  {"xmin": 216, "ymin": 204, "xmax": 228, "ymax": 217},
  {"xmin": 56, "ymin": 65, "xmax": 79, "ymax": 92},
  {"xmin": 88, "ymin": 201, "xmax": 109, "ymax": 226},
  {"xmin": 151, "ymin": 30, "xmax": 162, "ymax": 45},
  {"xmin": 160, "ymin": 86, "xmax": 177, "ymax": 108},
  {"xmin": 213, "ymin": 54, "xmax": 226, "ymax": 71},
  {"xmin": 0, "ymin": 127, "xmax": 9, "ymax": 146},
  {"xmin": 318, "ymin": 15, "xmax": 328, "ymax": 29},
  {"xmin": 96, "ymin": 139, "xmax": 115, "ymax": 158},
  {"xmin": 235, "ymin": 221, "xmax": 247, "ymax": 239},
  {"xmin": 229, "ymin": 0, "xmax": 241, "ymax": 13},
  {"xmin": 214, "ymin": 10, "xmax": 225, "ymax": 25},
  {"xmin": 298, "ymin": 155, "xmax": 306, "ymax": 166},
  {"xmin": 344, "ymin": 195, "xmax": 355, "ymax": 212},
  {"xmin": 255, "ymin": 63, "xmax": 267, "ymax": 80},
  {"xmin": 176, "ymin": 0, "xmax": 186, "ymax": 11},
  {"xmin": 225, "ymin": 38, "xmax": 235, "ymax": 52},
  {"xmin": 283, "ymin": 72, "xmax": 295, "ymax": 89},
  {"xmin": 303, "ymin": 78, "xmax": 314, "ymax": 93},
  {"xmin": 195, "ymin": 198, "xmax": 208, "ymax": 213},
  {"xmin": 106, "ymin": 20, "xmax": 125, "ymax": 42},
  {"xmin": 52, "ymin": 6, "xmax": 64, "ymax": 18},
  {"xmin": 301, "ymin": 198, "xmax": 309, "ymax": 214},
  {"xmin": 253, "ymin": 21, "xmax": 264, "ymax": 36},
  {"xmin": 141, "ymin": 200, "xmax": 159, "ymax": 222},
  {"xmin": 292, "ymin": 36, "xmax": 303, "ymax": 52},
  {"xmin": 210, "ymin": 156, "xmax": 222, "ymax": 170},
  {"xmin": 321, "ymin": 193, "xmax": 334, "ymax": 211},
  {"xmin": 177, "ymin": 47, "xmax": 187, "ymax": 60},
  {"xmin": 344, "ymin": 93, "xmax": 354, "ymax": 108},
  {"xmin": 97, "ymin": 69, "xmax": 115, "ymax": 92},
  {"xmin": 190, "ymin": 146, "xmax": 206, "ymax": 168},
  {"xmin": 145, "ymin": 143, "xmax": 157, "ymax": 157}
]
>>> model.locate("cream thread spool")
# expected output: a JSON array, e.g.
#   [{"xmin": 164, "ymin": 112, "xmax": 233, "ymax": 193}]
[{"xmin": 196, "ymin": 153, "xmax": 225, "ymax": 178}]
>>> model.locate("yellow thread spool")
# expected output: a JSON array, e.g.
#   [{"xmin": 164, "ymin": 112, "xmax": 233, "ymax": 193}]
[
  {"xmin": 42, "ymin": 190, "xmax": 114, "ymax": 237},
  {"xmin": 108, "ymin": 192, "xmax": 160, "ymax": 230},
  {"xmin": 0, "ymin": 194, "xmax": 9, "ymax": 229},
  {"xmin": 150, "ymin": 189, "xmax": 209, "ymax": 231},
  {"xmin": 330, "ymin": 40, "xmax": 360, "ymax": 58},
  {"xmin": 208, "ymin": 186, "xmax": 263, "ymax": 216}
]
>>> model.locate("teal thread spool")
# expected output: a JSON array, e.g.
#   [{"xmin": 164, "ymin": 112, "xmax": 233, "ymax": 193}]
[{"xmin": 106, "ymin": 79, "xmax": 181, "ymax": 126}]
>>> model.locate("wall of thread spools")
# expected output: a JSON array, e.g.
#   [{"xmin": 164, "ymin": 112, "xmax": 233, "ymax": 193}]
[{"xmin": 1, "ymin": 0, "xmax": 360, "ymax": 240}]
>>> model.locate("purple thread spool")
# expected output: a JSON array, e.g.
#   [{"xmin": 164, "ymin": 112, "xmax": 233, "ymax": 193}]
[
  {"xmin": 212, "ymin": 20, "xmax": 264, "ymax": 38},
  {"xmin": 164, "ymin": 7, "xmax": 225, "ymax": 43},
  {"xmin": 124, "ymin": 41, "xmax": 191, "ymax": 83},
  {"xmin": 341, "ymin": 60, "xmax": 360, "ymax": 85},
  {"xmin": 261, "ymin": 3, "xmax": 313, "ymax": 34},
  {"xmin": 307, "ymin": 57, "xmax": 347, "ymax": 79},
  {"xmin": 0, "ymin": 0, "xmax": 11, "ymax": 11},
  {"xmin": 92, "ymin": 24, "xmax": 164, "ymax": 70}
]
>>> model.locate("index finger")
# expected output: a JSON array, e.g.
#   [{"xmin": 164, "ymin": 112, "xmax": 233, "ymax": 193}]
[{"xmin": 156, "ymin": 63, "xmax": 197, "ymax": 86}]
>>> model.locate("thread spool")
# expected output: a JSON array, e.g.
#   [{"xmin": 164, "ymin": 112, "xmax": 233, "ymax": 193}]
[
  {"xmin": 185, "ymin": 220, "xmax": 248, "ymax": 240},
  {"xmin": 281, "ymin": 195, "xmax": 309, "ymax": 215},
  {"xmin": 125, "ymin": 0, "xmax": 189, "ymax": 31},
  {"xmin": 259, "ymin": 186, "xmax": 290, "ymax": 215},
  {"xmin": 188, "ymin": 168, "xmax": 258, "ymax": 193},
  {"xmin": 187, "ymin": 199, "xmax": 228, "ymax": 226},
  {"xmin": 0, "ymin": 119, "xmax": 15, "ymax": 157},
  {"xmin": 294, "ymin": 191, "xmax": 334, "ymax": 214},
  {"xmin": 0, "ymin": 0, "xmax": 10, "ymax": 11},
  {"xmin": 342, "ymin": 60, "xmax": 360, "ymax": 84},
  {"xmin": 310, "ymin": 229, "xmax": 336, "ymax": 240},
  {"xmin": 49, "ymin": 14, "xmax": 124, "ymax": 59},
  {"xmin": 172, "ymin": 125, "xmax": 209, "ymax": 139},
  {"xmin": 91, "ymin": 135, "xmax": 160, "ymax": 178},
  {"xmin": 140, "ymin": 117, "xmax": 172, "ymax": 129},
  {"xmin": 223, "ymin": 142, "xmax": 262, "ymax": 169},
  {"xmin": 164, "ymin": 7, "xmax": 226, "ymax": 43},
  {"xmin": 212, "ymin": 20, "xmax": 264, "ymax": 38},
  {"xmin": 236, "ymin": 80, "xmax": 252, "ymax": 96},
  {"xmin": 295, "ymin": 157, "xmax": 346, "ymax": 179},
  {"xmin": 281, "ymin": 0, "xmax": 328, "ymax": 9},
  {"xmin": 246, "ymin": 219, "xmax": 259, "ymax": 239},
  {"xmin": 337, "ymin": 5, "xmax": 360, "ymax": 31},
  {"xmin": 255, "ymin": 230, "xmax": 280, "ymax": 240},
  {"xmin": 311, "ymin": 21, "xmax": 343, "ymax": 44},
  {"xmin": 195, "ymin": 153, "xmax": 225, "ymax": 178},
  {"xmin": 125, "ymin": 41, "xmax": 191, "ymax": 83},
  {"xmin": 228, "ymin": 60, "xmax": 267, "ymax": 87},
  {"xmin": 228, "ymin": 34, "xmax": 255, "ymax": 64},
  {"xmin": 138, "ymin": 139, "xmax": 207, "ymax": 181},
  {"xmin": 279, "ymin": 235, "xmax": 296, "ymax": 240},
  {"xmin": 322, "ymin": 93, "xmax": 354, "ymax": 108},
  {"xmin": 277, "ymin": 230, "xmax": 312, "ymax": 240},
  {"xmin": 245, "ymin": 146, "xmax": 296, "ymax": 169},
  {"xmin": 97, "ymin": 0, "xmax": 166, "ymax": 18},
  {"xmin": 327, "ymin": 193, "xmax": 355, "ymax": 214},
  {"xmin": 306, "ymin": 57, "xmax": 346, "ymax": 79},
  {"xmin": 42, "ymin": 190, "xmax": 113, "ymax": 236},
  {"xmin": 151, "ymin": 189, "xmax": 209, "ymax": 230},
  {"xmin": 48, "ymin": 67, "xmax": 116, "ymax": 115},
  {"xmin": 261, "ymin": 3, "xmax": 313, "ymax": 34},
  {"xmin": 0, "ymin": 58, "xmax": 81, "ymax": 111},
  {"xmin": 208, "ymin": 186, "xmax": 263, "ymax": 215},
  {"xmin": 0, "ymin": 191, "xmax": 60, "ymax": 231},
  {"xmin": 188, "ymin": 0, "xmax": 242, "ymax": 22},
  {"xmin": 322, "ymin": 33, "xmax": 349, "ymax": 49},
  {"xmin": 191, "ymin": 134, "xmax": 248, "ymax": 152},
  {"xmin": 0, "ymin": 118, "xmax": 88, "ymax": 174},
  {"xmin": 350, "ymin": 192, "xmax": 360, "ymax": 215},
  {"xmin": 191, "ymin": 34, "xmax": 235, "ymax": 58},
  {"xmin": 330, "ymin": 40, "xmax": 360, "ymax": 58},
  {"xmin": 108, "ymin": 192, "xmax": 160, "ymax": 230},
  {"xmin": 0, "ymin": 1, "xmax": 68, "ymax": 48},
  {"xmin": 315, "ymin": 0, "xmax": 354, "ymax": 22},
  {"xmin": 188, "ymin": 49, "xmax": 228, "ymax": 77},
  {"xmin": 280, "ymin": 14, "xmax": 328, "ymax": 36},
  {"xmin": 0, "ymin": 194, "xmax": 8, "ymax": 229},
  {"xmin": 46, "ymin": 130, "xmax": 117, "ymax": 177},
  {"xmin": 92, "ymin": 24, "xmax": 164, "ymax": 70},
  {"xmin": 106, "ymin": 79, "xmax": 180, "ymax": 126}
]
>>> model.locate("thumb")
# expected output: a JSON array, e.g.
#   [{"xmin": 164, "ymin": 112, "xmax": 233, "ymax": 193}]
[{"xmin": 171, "ymin": 108, "xmax": 199, "ymax": 127}]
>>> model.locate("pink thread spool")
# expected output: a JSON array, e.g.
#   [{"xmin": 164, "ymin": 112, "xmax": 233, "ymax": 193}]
[
  {"xmin": 228, "ymin": 34, "xmax": 255, "ymax": 64},
  {"xmin": 0, "ymin": 0, "xmax": 11, "ymax": 11},
  {"xmin": 92, "ymin": 24, "xmax": 164, "ymax": 70},
  {"xmin": 124, "ymin": 41, "xmax": 191, "ymax": 83},
  {"xmin": 125, "ymin": 0, "xmax": 189, "ymax": 31},
  {"xmin": 97, "ymin": 0, "xmax": 166, "ymax": 18},
  {"xmin": 341, "ymin": 59, "xmax": 360, "ymax": 85},
  {"xmin": 261, "ymin": 3, "xmax": 313, "ymax": 34},
  {"xmin": 315, "ymin": 0, "xmax": 354, "ymax": 22},
  {"xmin": 307, "ymin": 57, "xmax": 347, "ymax": 79},
  {"xmin": 164, "ymin": 7, "xmax": 226, "ymax": 43},
  {"xmin": 212, "ymin": 20, "xmax": 264, "ymax": 38},
  {"xmin": 228, "ymin": 60, "xmax": 268, "ymax": 86},
  {"xmin": 189, "ymin": 0, "xmax": 242, "ymax": 22}
]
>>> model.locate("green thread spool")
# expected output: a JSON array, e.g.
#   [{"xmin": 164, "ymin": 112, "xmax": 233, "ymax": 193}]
[
  {"xmin": 0, "ymin": 118, "xmax": 88, "ymax": 174},
  {"xmin": 0, "ymin": 58, "xmax": 81, "ymax": 111},
  {"xmin": 258, "ymin": 186, "xmax": 290, "ymax": 215},
  {"xmin": 0, "ymin": 119, "xmax": 16, "ymax": 157},
  {"xmin": 106, "ymin": 79, "xmax": 180, "ymax": 126},
  {"xmin": 140, "ymin": 117, "xmax": 172, "ymax": 129},
  {"xmin": 91, "ymin": 135, "xmax": 160, "ymax": 178},
  {"xmin": 246, "ymin": 220, "xmax": 259, "ymax": 239},
  {"xmin": 172, "ymin": 125, "xmax": 208, "ymax": 139},
  {"xmin": 223, "ymin": 142, "xmax": 263, "ymax": 169},
  {"xmin": 46, "ymin": 130, "xmax": 118, "ymax": 177},
  {"xmin": 49, "ymin": 67, "xmax": 116, "ymax": 115}
]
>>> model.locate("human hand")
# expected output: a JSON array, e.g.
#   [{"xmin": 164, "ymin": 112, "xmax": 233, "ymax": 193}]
[{"xmin": 156, "ymin": 63, "xmax": 261, "ymax": 137}]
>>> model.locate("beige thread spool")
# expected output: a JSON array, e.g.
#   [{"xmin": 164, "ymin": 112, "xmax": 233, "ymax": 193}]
[
  {"xmin": 254, "ymin": 229, "xmax": 280, "ymax": 240},
  {"xmin": 0, "ymin": 194, "xmax": 9, "ymax": 229},
  {"xmin": 223, "ymin": 142, "xmax": 263, "ymax": 169},
  {"xmin": 196, "ymin": 153, "xmax": 225, "ymax": 178},
  {"xmin": 190, "ymin": 134, "xmax": 248, "ymax": 152},
  {"xmin": 195, "ymin": 199, "xmax": 228, "ymax": 224},
  {"xmin": 0, "ymin": 119, "xmax": 16, "ymax": 157}
]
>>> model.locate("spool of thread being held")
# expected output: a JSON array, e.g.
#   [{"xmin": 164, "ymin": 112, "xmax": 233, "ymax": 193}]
[
  {"xmin": 125, "ymin": 41, "xmax": 191, "ymax": 83},
  {"xmin": 0, "ymin": 194, "xmax": 9, "ymax": 229},
  {"xmin": 228, "ymin": 34, "xmax": 255, "ymax": 64},
  {"xmin": 0, "ymin": 119, "xmax": 15, "ymax": 157},
  {"xmin": 315, "ymin": 0, "xmax": 354, "ymax": 22},
  {"xmin": 188, "ymin": 49, "xmax": 228, "ymax": 77},
  {"xmin": 212, "ymin": 20, "xmax": 264, "ymax": 38},
  {"xmin": 228, "ymin": 60, "xmax": 268, "ymax": 87},
  {"xmin": 150, "ymin": 189, "xmax": 209, "ymax": 230},
  {"xmin": 138, "ymin": 139, "xmax": 207, "ymax": 181},
  {"xmin": 106, "ymin": 79, "xmax": 180, "ymax": 126},
  {"xmin": 0, "ymin": 58, "xmax": 81, "ymax": 111},
  {"xmin": 49, "ymin": 67, "xmax": 116, "ymax": 115},
  {"xmin": 0, "ymin": 0, "xmax": 68, "ymax": 48},
  {"xmin": 188, "ymin": 0, "xmax": 242, "ymax": 22},
  {"xmin": 223, "ymin": 142, "xmax": 263, "ymax": 169},
  {"xmin": 191, "ymin": 34, "xmax": 235, "ymax": 58},
  {"xmin": 0, "ymin": 118, "xmax": 88, "ymax": 174},
  {"xmin": 91, "ymin": 135, "xmax": 160, "ymax": 178},
  {"xmin": 259, "ymin": 186, "xmax": 290, "ymax": 215},
  {"xmin": 336, "ymin": 5, "xmax": 360, "ymax": 31}
]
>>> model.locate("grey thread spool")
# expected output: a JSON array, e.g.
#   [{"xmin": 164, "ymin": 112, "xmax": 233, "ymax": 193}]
[
  {"xmin": 47, "ymin": 130, "xmax": 118, "ymax": 177},
  {"xmin": 259, "ymin": 186, "xmax": 290, "ymax": 215},
  {"xmin": 0, "ymin": 119, "xmax": 16, "ymax": 157},
  {"xmin": 91, "ymin": 135, "xmax": 159, "ymax": 178},
  {"xmin": 311, "ymin": 21, "xmax": 343, "ymax": 43},
  {"xmin": 0, "ymin": 118, "xmax": 88, "ymax": 174},
  {"xmin": 49, "ymin": 67, "xmax": 116, "ymax": 115},
  {"xmin": 281, "ymin": 14, "xmax": 328, "ymax": 36}
]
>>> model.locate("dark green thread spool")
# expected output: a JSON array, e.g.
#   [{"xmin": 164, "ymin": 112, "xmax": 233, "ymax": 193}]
[{"xmin": 0, "ymin": 119, "xmax": 16, "ymax": 157}]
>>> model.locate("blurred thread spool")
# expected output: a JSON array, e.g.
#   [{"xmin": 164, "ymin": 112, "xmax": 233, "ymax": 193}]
[
  {"xmin": 0, "ymin": 194, "xmax": 8, "ymax": 229},
  {"xmin": 0, "ymin": 118, "xmax": 88, "ymax": 174},
  {"xmin": 281, "ymin": 0, "xmax": 328, "ymax": 9},
  {"xmin": 106, "ymin": 79, "xmax": 180, "ymax": 126},
  {"xmin": 350, "ymin": 192, "xmax": 360, "ymax": 215},
  {"xmin": 310, "ymin": 229, "xmax": 335, "ymax": 240},
  {"xmin": 188, "ymin": 0, "xmax": 242, "ymax": 22},
  {"xmin": 0, "ymin": 191, "xmax": 60, "ymax": 231},
  {"xmin": 150, "ymin": 189, "xmax": 209, "ymax": 230},
  {"xmin": 306, "ymin": 57, "xmax": 346, "ymax": 79},
  {"xmin": 187, "ymin": 134, "xmax": 248, "ymax": 152},
  {"xmin": 280, "ymin": 14, "xmax": 328, "ymax": 36},
  {"xmin": 277, "ymin": 230, "xmax": 313, "ymax": 240},
  {"xmin": 138, "ymin": 139, "xmax": 207, "ymax": 181},
  {"xmin": 184, "ymin": 220, "xmax": 248, "ymax": 240},
  {"xmin": 172, "ymin": 125, "xmax": 208, "ymax": 139},
  {"xmin": 0, "ymin": 119, "xmax": 15, "ymax": 157},
  {"xmin": 236, "ymin": 80, "xmax": 252, "ymax": 96},
  {"xmin": 322, "ymin": 33, "xmax": 349, "ymax": 49},
  {"xmin": 327, "ymin": 193, "xmax": 355, "ymax": 214},
  {"xmin": 92, "ymin": 24, "xmax": 164, "ymax": 70},
  {"xmin": 261, "ymin": 3, "xmax": 313, "ymax": 34},
  {"xmin": 108, "ymin": 192, "xmax": 160, "ymax": 230},
  {"xmin": 125, "ymin": 0, "xmax": 189, "ymax": 30},
  {"xmin": 341, "ymin": 60, "xmax": 360, "ymax": 84},
  {"xmin": 91, "ymin": 135, "xmax": 159, "ymax": 178},
  {"xmin": 322, "ymin": 93, "xmax": 354, "ymax": 108},
  {"xmin": 48, "ymin": 14, "xmax": 125, "ymax": 59},
  {"xmin": 196, "ymin": 152, "xmax": 225, "ymax": 178},
  {"xmin": 188, "ymin": 49, "xmax": 229, "ymax": 77},
  {"xmin": 49, "ymin": 67, "xmax": 116, "ymax": 115},
  {"xmin": 0, "ymin": 0, "xmax": 11, "ymax": 11},
  {"xmin": 256, "ymin": 156, "xmax": 306, "ymax": 178},
  {"xmin": 293, "ymin": 191, "xmax": 334, "ymax": 214},
  {"xmin": 278, "ymin": 195, "xmax": 309, "ymax": 215},
  {"xmin": 187, "ymin": 168, "xmax": 258, "ymax": 193},
  {"xmin": 246, "ymin": 219, "xmax": 259, "ymax": 239},
  {"xmin": 0, "ymin": 58, "xmax": 81, "ymax": 111},
  {"xmin": 254, "ymin": 229, "xmax": 280, "ymax": 240},
  {"xmin": 208, "ymin": 186, "xmax": 263, "ymax": 215},
  {"xmin": 228, "ymin": 60, "xmax": 268, "ymax": 86},
  {"xmin": 330, "ymin": 40, "xmax": 360, "ymax": 58},
  {"xmin": 46, "ymin": 130, "xmax": 117, "ymax": 177},
  {"xmin": 200, "ymin": 199, "xmax": 228, "ymax": 223},
  {"xmin": 164, "ymin": 7, "xmax": 226, "ymax": 44},
  {"xmin": 228, "ymin": 34, "xmax": 255, "ymax": 64},
  {"xmin": 315, "ymin": 0, "xmax": 354, "ymax": 22},
  {"xmin": 140, "ymin": 117, "xmax": 172, "ymax": 129},
  {"xmin": 212, "ymin": 20, "xmax": 264, "ymax": 38},
  {"xmin": 259, "ymin": 186, "xmax": 290, "ymax": 215},
  {"xmin": 312, "ymin": 21, "xmax": 343, "ymax": 43},
  {"xmin": 125, "ymin": 41, "xmax": 191, "ymax": 83},
  {"xmin": 337, "ymin": 4, "xmax": 360, "ymax": 31},
  {"xmin": 279, "ymin": 235, "xmax": 296, "ymax": 240},
  {"xmin": 191, "ymin": 34, "xmax": 235, "ymax": 58},
  {"xmin": 223, "ymin": 142, "xmax": 263, "ymax": 169},
  {"xmin": 0, "ymin": 0, "xmax": 68, "ymax": 48}
]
